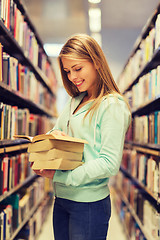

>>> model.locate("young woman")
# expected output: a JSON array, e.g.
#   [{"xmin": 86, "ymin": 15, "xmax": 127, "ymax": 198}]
[{"xmin": 35, "ymin": 34, "xmax": 131, "ymax": 240}]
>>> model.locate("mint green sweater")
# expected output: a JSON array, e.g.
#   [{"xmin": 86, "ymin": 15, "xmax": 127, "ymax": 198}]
[{"xmin": 49, "ymin": 92, "xmax": 131, "ymax": 202}]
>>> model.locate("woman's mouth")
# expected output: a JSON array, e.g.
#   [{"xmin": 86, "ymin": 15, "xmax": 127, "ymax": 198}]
[{"xmin": 74, "ymin": 80, "xmax": 84, "ymax": 87}]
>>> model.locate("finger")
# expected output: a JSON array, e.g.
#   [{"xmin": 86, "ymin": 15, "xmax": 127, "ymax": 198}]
[
  {"xmin": 40, "ymin": 169, "xmax": 44, "ymax": 173},
  {"xmin": 61, "ymin": 131, "xmax": 67, "ymax": 136},
  {"xmin": 30, "ymin": 162, "xmax": 33, "ymax": 167}
]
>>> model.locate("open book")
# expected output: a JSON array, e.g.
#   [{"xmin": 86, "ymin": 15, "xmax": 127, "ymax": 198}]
[
  {"xmin": 14, "ymin": 133, "xmax": 88, "ymax": 153},
  {"xmin": 13, "ymin": 133, "xmax": 88, "ymax": 144}
]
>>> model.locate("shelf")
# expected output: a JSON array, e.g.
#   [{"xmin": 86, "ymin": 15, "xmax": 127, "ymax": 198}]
[
  {"xmin": 118, "ymin": 190, "xmax": 152, "ymax": 240},
  {"xmin": 131, "ymin": 95, "xmax": 160, "ymax": 116},
  {"xmin": 10, "ymin": 193, "xmax": 45, "ymax": 240},
  {"xmin": 0, "ymin": 82, "xmax": 55, "ymax": 117},
  {"xmin": 0, "ymin": 142, "xmax": 29, "ymax": 154},
  {"xmin": 14, "ymin": 0, "xmax": 52, "ymax": 66},
  {"xmin": 125, "ymin": 141, "xmax": 160, "ymax": 157},
  {"xmin": 120, "ymin": 167, "xmax": 160, "ymax": 210},
  {"xmin": 0, "ymin": 20, "xmax": 54, "ymax": 96},
  {"xmin": 123, "ymin": 47, "xmax": 160, "ymax": 94},
  {"xmin": 0, "ymin": 138, "xmax": 30, "ymax": 154},
  {"xmin": 0, "ymin": 175, "xmax": 37, "ymax": 202},
  {"xmin": 120, "ymin": 3, "xmax": 160, "ymax": 78}
]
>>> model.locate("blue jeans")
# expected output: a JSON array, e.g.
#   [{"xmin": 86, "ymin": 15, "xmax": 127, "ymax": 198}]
[{"xmin": 53, "ymin": 195, "xmax": 111, "ymax": 240}]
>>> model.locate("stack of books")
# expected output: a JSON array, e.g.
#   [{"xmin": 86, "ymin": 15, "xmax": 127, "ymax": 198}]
[{"xmin": 14, "ymin": 133, "xmax": 88, "ymax": 170}]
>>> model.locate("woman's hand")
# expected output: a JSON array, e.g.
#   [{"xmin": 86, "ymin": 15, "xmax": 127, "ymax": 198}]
[
  {"xmin": 33, "ymin": 169, "xmax": 56, "ymax": 179},
  {"xmin": 30, "ymin": 163, "xmax": 55, "ymax": 179},
  {"xmin": 50, "ymin": 130, "xmax": 67, "ymax": 136},
  {"xmin": 30, "ymin": 130, "xmax": 67, "ymax": 179}
]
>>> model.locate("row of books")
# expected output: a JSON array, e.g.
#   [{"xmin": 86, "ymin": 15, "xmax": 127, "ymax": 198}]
[
  {"xmin": 114, "ymin": 172, "xmax": 160, "ymax": 240},
  {"xmin": 1, "ymin": 49, "xmax": 55, "ymax": 110},
  {"xmin": 16, "ymin": 194, "xmax": 52, "ymax": 240},
  {"xmin": 124, "ymin": 66, "xmax": 160, "ymax": 111},
  {"xmin": 0, "ymin": 177, "xmax": 46, "ymax": 240},
  {"xmin": 118, "ymin": 13, "xmax": 160, "ymax": 93},
  {"xmin": 132, "ymin": 111, "xmax": 160, "ymax": 145},
  {"xmin": 0, "ymin": 152, "xmax": 33, "ymax": 196},
  {"xmin": 113, "ymin": 186, "xmax": 147, "ymax": 240},
  {"xmin": 122, "ymin": 148, "xmax": 160, "ymax": 199},
  {"xmin": 0, "ymin": 0, "xmax": 57, "ymax": 93},
  {"xmin": 0, "ymin": 102, "xmax": 55, "ymax": 140},
  {"xmin": 118, "ymin": 199, "xmax": 157, "ymax": 240}
]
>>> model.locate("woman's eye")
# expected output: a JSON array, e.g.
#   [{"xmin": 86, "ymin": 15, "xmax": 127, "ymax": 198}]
[{"xmin": 75, "ymin": 68, "xmax": 81, "ymax": 72}]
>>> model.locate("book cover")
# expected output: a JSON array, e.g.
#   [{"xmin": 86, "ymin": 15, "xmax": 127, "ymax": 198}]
[
  {"xmin": 32, "ymin": 158, "xmax": 83, "ymax": 170},
  {"xmin": 0, "ymin": 102, "xmax": 3, "ymax": 140},
  {"xmin": 0, "ymin": 211, "xmax": 5, "ymax": 240},
  {"xmin": 29, "ymin": 148, "xmax": 83, "ymax": 162},
  {"xmin": 28, "ymin": 138, "xmax": 85, "ymax": 153},
  {"xmin": 2, "ymin": 53, "xmax": 10, "ymax": 85},
  {"xmin": 0, "ymin": 103, "xmax": 4, "ymax": 140},
  {"xmin": 0, "ymin": 43, "xmax": 2, "ymax": 83},
  {"xmin": 2, "ymin": 210, "xmax": 6, "ymax": 240},
  {"xmin": 1, "ymin": 194, "xmax": 20, "ymax": 230},
  {"xmin": 2, "ymin": 156, "xmax": 9, "ymax": 194},
  {"xmin": 154, "ymin": 111, "xmax": 158, "ymax": 144},
  {"xmin": 0, "ymin": 205, "xmax": 12, "ymax": 239},
  {"xmin": 0, "ymin": 159, "xmax": 3, "ymax": 196}
]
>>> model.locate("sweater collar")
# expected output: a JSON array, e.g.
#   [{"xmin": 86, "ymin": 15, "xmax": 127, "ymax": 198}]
[{"xmin": 71, "ymin": 92, "xmax": 87, "ymax": 115}]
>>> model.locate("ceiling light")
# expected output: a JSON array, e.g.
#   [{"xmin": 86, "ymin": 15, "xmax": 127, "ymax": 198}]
[
  {"xmin": 89, "ymin": 8, "xmax": 101, "ymax": 32},
  {"xmin": 44, "ymin": 43, "xmax": 64, "ymax": 57},
  {"xmin": 88, "ymin": 0, "xmax": 101, "ymax": 3}
]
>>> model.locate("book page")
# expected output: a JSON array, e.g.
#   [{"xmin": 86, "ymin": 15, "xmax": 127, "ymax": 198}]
[{"xmin": 13, "ymin": 135, "xmax": 33, "ymax": 141}]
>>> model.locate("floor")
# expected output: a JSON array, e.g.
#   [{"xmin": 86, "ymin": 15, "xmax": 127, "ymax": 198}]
[{"xmin": 37, "ymin": 193, "xmax": 127, "ymax": 240}]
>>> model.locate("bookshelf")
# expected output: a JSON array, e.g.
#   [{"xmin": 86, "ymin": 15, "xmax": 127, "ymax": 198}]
[
  {"xmin": 115, "ymin": 3, "xmax": 160, "ymax": 240},
  {"xmin": 0, "ymin": 0, "xmax": 56, "ymax": 239}
]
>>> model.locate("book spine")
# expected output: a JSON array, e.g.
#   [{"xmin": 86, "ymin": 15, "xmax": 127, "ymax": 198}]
[
  {"xmin": 0, "ymin": 159, "xmax": 3, "ymax": 196},
  {"xmin": 2, "ymin": 156, "xmax": 9, "ymax": 194},
  {"xmin": 132, "ymin": 111, "xmax": 159, "ymax": 145}
]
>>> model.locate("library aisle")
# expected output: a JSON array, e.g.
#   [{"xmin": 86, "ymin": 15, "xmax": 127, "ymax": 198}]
[{"xmin": 37, "ymin": 191, "xmax": 127, "ymax": 240}]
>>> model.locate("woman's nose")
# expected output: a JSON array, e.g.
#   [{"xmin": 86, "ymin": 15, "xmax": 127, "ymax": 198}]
[{"xmin": 69, "ymin": 71, "xmax": 77, "ymax": 82}]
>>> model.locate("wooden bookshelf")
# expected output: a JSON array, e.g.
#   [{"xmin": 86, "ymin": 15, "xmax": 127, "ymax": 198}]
[
  {"xmin": 119, "ymin": 3, "xmax": 160, "ymax": 82},
  {"xmin": 0, "ymin": 20, "xmax": 55, "ymax": 96},
  {"xmin": 0, "ymin": 81, "xmax": 55, "ymax": 117},
  {"xmin": 0, "ymin": 175, "xmax": 37, "ymax": 202},
  {"xmin": 0, "ymin": 142, "xmax": 29, "ymax": 154},
  {"xmin": 0, "ymin": 0, "xmax": 56, "ymax": 239},
  {"xmin": 115, "ymin": 3, "xmax": 160, "ymax": 239},
  {"xmin": 10, "ymin": 198, "xmax": 42, "ymax": 240},
  {"xmin": 131, "ymin": 95, "xmax": 160, "ymax": 117},
  {"xmin": 125, "ymin": 141, "xmax": 160, "ymax": 157},
  {"xmin": 123, "ymin": 47, "xmax": 160, "ymax": 94},
  {"xmin": 14, "ymin": 0, "xmax": 52, "ymax": 66},
  {"xmin": 120, "ymin": 166, "xmax": 160, "ymax": 209},
  {"xmin": 119, "ymin": 190, "xmax": 152, "ymax": 240}
]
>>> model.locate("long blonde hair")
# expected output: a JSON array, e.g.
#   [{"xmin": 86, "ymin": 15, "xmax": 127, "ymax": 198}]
[{"xmin": 58, "ymin": 34, "xmax": 124, "ymax": 118}]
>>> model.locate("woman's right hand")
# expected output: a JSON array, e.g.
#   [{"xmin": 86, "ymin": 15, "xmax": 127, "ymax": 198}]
[
  {"xmin": 34, "ymin": 169, "xmax": 56, "ymax": 179},
  {"xmin": 50, "ymin": 130, "xmax": 67, "ymax": 136}
]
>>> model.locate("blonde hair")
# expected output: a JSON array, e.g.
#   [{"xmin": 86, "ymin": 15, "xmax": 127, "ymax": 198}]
[{"xmin": 58, "ymin": 34, "xmax": 125, "ymax": 119}]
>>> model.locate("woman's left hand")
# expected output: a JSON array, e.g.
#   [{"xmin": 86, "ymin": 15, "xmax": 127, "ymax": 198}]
[{"xmin": 33, "ymin": 169, "xmax": 56, "ymax": 179}]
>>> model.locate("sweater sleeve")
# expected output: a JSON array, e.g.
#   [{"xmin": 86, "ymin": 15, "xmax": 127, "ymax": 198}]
[{"xmin": 53, "ymin": 101, "xmax": 131, "ymax": 186}]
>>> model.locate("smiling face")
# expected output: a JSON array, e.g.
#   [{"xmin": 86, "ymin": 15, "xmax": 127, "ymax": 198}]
[{"xmin": 62, "ymin": 57, "xmax": 98, "ymax": 98}]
